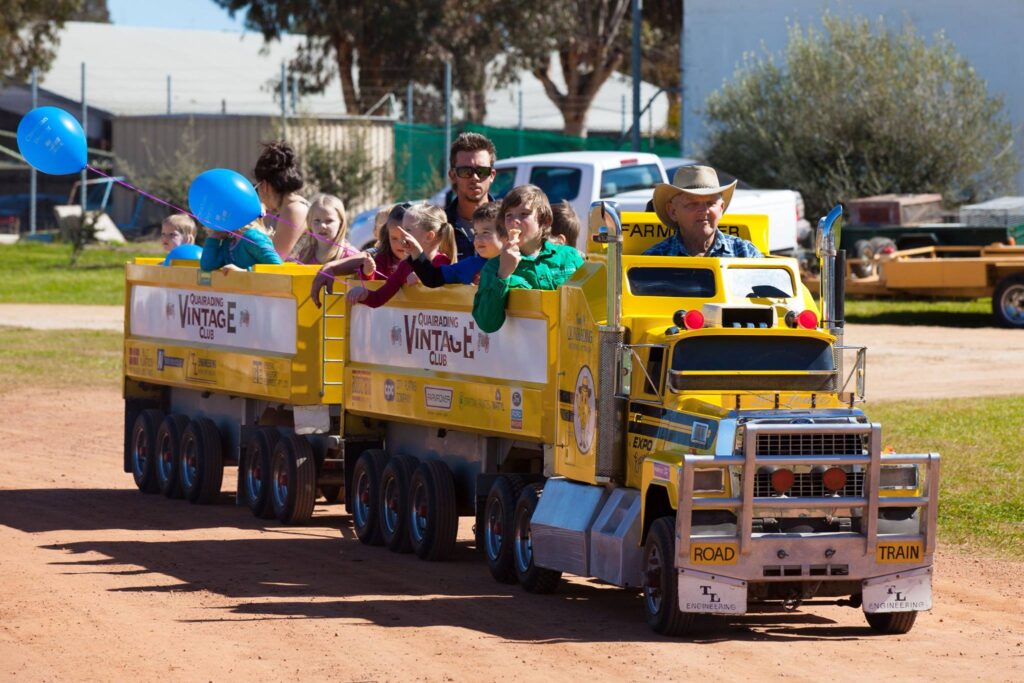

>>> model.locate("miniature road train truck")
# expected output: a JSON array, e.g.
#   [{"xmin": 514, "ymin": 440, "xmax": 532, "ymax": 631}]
[{"xmin": 123, "ymin": 204, "xmax": 939, "ymax": 636}]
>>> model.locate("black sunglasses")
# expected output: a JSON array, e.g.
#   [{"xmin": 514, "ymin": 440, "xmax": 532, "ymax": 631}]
[{"xmin": 454, "ymin": 165, "xmax": 493, "ymax": 180}]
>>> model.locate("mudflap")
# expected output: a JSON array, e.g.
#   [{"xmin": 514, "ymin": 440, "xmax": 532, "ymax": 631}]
[
  {"xmin": 677, "ymin": 568, "xmax": 747, "ymax": 614},
  {"xmin": 862, "ymin": 566, "xmax": 933, "ymax": 613}
]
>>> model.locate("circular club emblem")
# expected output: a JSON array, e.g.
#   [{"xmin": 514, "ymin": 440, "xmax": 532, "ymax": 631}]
[
  {"xmin": 384, "ymin": 379, "xmax": 396, "ymax": 402},
  {"xmin": 573, "ymin": 365, "xmax": 596, "ymax": 454}
]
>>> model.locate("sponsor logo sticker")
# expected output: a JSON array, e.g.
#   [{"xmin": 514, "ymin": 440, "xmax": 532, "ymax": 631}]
[
  {"xmin": 690, "ymin": 421, "xmax": 710, "ymax": 447},
  {"xmin": 572, "ymin": 366, "xmax": 596, "ymax": 452},
  {"xmin": 424, "ymin": 385, "xmax": 453, "ymax": 410},
  {"xmin": 652, "ymin": 462, "xmax": 671, "ymax": 481},
  {"xmin": 510, "ymin": 388, "xmax": 523, "ymax": 430},
  {"xmin": 384, "ymin": 379, "xmax": 396, "ymax": 402}
]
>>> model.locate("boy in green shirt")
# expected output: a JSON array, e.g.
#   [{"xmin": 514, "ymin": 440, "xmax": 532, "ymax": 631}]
[{"xmin": 473, "ymin": 184, "xmax": 585, "ymax": 332}]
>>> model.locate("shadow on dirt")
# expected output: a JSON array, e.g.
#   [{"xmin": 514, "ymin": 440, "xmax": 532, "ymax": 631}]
[
  {"xmin": 2, "ymin": 487, "xmax": 873, "ymax": 643},
  {"xmin": 0, "ymin": 487, "xmax": 347, "ymax": 533}
]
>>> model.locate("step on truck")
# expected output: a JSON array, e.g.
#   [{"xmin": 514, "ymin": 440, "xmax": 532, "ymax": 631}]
[{"xmin": 122, "ymin": 203, "xmax": 939, "ymax": 635}]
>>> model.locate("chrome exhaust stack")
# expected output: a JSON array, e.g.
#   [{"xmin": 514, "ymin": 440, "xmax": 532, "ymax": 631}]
[
  {"xmin": 589, "ymin": 202, "xmax": 626, "ymax": 482},
  {"xmin": 816, "ymin": 204, "xmax": 845, "ymax": 385},
  {"xmin": 816, "ymin": 204, "xmax": 844, "ymax": 337}
]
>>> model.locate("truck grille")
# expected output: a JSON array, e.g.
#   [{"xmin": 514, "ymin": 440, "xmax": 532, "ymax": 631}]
[
  {"xmin": 754, "ymin": 470, "xmax": 865, "ymax": 498},
  {"xmin": 756, "ymin": 432, "xmax": 865, "ymax": 457}
]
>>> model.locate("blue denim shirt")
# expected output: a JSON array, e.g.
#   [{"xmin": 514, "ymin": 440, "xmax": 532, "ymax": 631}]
[{"xmin": 643, "ymin": 229, "xmax": 763, "ymax": 258}]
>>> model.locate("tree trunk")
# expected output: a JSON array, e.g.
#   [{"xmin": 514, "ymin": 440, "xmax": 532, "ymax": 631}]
[
  {"xmin": 461, "ymin": 88, "xmax": 488, "ymax": 124},
  {"xmin": 334, "ymin": 41, "xmax": 359, "ymax": 115}
]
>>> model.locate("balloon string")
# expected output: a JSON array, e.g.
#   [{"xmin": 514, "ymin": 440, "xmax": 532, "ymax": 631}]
[{"xmin": 85, "ymin": 165, "xmax": 368, "ymax": 283}]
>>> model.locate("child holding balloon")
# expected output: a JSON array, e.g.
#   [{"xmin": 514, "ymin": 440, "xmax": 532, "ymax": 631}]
[{"xmin": 200, "ymin": 221, "xmax": 282, "ymax": 272}]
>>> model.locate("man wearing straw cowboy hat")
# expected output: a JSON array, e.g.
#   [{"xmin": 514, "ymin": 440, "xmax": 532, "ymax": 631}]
[{"xmin": 644, "ymin": 165, "xmax": 763, "ymax": 258}]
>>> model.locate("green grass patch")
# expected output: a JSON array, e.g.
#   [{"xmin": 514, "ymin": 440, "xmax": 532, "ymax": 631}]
[
  {"xmin": 0, "ymin": 327, "xmax": 122, "ymax": 392},
  {"xmin": 844, "ymin": 298, "xmax": 993, "ymax": 327},
  {"xmin": 866, "ymin": 396, "xmax": 1024, "ymax": 558},
  {"xmin": 0, "ymin": 242, "xmax": 161, "ymax": 305}
]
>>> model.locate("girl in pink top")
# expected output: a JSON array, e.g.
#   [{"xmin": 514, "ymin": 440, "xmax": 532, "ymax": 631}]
[
  {"xmin": 293, "ymin": 194, "xmax": 361, "ymax": 265},
  {"xmin": 347, "ymin": 204, "xmax": 457, "ymax": 309}
]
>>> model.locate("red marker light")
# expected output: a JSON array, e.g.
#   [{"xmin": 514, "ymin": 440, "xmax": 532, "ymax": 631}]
[
  {"xmin": 771, "ymin": 468, "xmax": 795, "ymax": 494},
  {"xmin": 823, "ymin": 467, "xmax": 847, "ymax": 492},
  {"xmin": 797, "ymin": 310, "xmax": 818, "ymax": 329},
  {"xmin": 683, "ymin": 310, "xmax": 705, "ymax": 330},
  {"xmin": 620, "ymin": 158, "xmax": 638, "ymax": 165}
]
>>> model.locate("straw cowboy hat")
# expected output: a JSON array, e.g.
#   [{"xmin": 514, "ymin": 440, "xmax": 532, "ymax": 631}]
[{"xmin": 652, "ymin": 165, "xmax": 737, "ymax": 228}]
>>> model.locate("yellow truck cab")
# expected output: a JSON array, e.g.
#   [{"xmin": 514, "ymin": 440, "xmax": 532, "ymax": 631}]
[{"xmin": 122, "ymin": 203, "xmax": 938, "ymax": 636}]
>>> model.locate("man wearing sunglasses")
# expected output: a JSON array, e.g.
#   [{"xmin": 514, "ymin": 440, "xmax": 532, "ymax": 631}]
[{"xmin": 445, "ymin": 132, "xmax": 498, "ymax": 260}]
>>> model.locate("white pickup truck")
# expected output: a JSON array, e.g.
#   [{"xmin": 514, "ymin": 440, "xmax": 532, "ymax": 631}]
[{"xmin": 348, "ymin": 151, "xmax": 807, "ymax": 254}]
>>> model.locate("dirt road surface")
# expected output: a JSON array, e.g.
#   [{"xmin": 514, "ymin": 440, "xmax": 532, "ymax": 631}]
[{"xmin": 2, "ymin": 385, "xmax": 1023, "ymax": 682}]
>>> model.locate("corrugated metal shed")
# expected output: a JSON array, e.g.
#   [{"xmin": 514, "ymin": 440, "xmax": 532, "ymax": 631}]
[{"xmin": 112, "ymin": 114, "xmax": 393, "ymax": 221}]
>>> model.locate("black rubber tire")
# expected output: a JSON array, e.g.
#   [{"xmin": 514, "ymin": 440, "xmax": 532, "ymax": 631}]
[
  {"xmin": 129, "ymin": 409, "xmax": 164, "ymax": 493},
  {"xmin": 850, "ymin": 239, "xmax": 875, "ymax": 278},
  {"xmin": 380, "ymin": 455, "xmax": 419, "ymax": 553},
  {"xmin": 408, "ymin": 460, "xmax": 459, "ymax": 561},
  {"xmin": 513, "ymin": 483, "xmax": 562, "ymax": 594},
  {"xmin": 865, "ymin": 610, "xmax": 918, "ymax": 634},
  {"xmin": 179, "ymin": 417, "xmax": 224, "ymax": 504},
  {"xmin": 351, "ymin": 449, "xmax": 389, "ymax": 545},
  {"xmin": 992, "ymin": 273, "xmax": 1024, "ymax": 328},
  {"xmin": 643, "ymin": 516, "xmax": 695, "ymax": 636},
  {"xmin": 242, "ymin": 428, "xmax": 280, "ymax": 519},
  {"xmin": 155, "ymin": 414, "xmax": 189, "ymax": 498},
  {"xmin": 319, "ymin": 485, "xmax": 343, "ymax": 504},
  {"xmin": 483, "ymin": 475, "xmax": 526, "ymax": 583},
  {"xmin": 269, "ymin": 434, "xmax": 317, "ymax": 524}
]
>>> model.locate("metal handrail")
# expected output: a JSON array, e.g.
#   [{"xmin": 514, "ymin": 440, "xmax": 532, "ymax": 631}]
[{"xmin": 675, "ymin": 421, "xmax": 941, "ymax": 564}]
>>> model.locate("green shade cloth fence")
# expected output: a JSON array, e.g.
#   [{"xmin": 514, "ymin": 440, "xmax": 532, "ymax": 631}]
[{"xmin": 394, "ymin": 122, "xmax": 681, "ymax": 198}]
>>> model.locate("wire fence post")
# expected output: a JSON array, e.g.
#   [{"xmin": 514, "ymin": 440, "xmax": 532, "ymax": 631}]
[
  {"xmin": 678, "ymin": 0, "xmax": 685, "ymax": 157},
  {"xmin": 517, "ymin": 86, "xmax": 524, "ymax": 156},
  {"xmin": 280, "ymin": 61, "xmax": 288, "ymax": 140},
  {"xmin": 291, "ymin": 76, "xmax": 298, "ymax": 114},
  {"xmin": 444, "ymin": 61, "xmax": 452, "ymax": 177},
  {"xmin": 631, "ymin": 0, "xmax": 642, "ymax": 152},
  {"xmin": 80, "ymin": 62, "xmax": 87, "ymax": 217},
  {"xmin": 620, "ymin": 94, "xmax": 626, "ymax": 144},
  {"xmin": 166, "ymin": 74, "xmax": 172, "ymax": 115},
  {"xmin": 30, "ymin": 67, "xmax": 37, "ymax": 234},
  {"xmin": 405, "ymin": 82, "xmax": 414, "ymax": 195}
]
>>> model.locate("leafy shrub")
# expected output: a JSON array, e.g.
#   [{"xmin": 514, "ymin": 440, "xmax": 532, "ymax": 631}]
[{"xmin": 702, "ymin": 14, "xmax": 1019, "ymax": 218}]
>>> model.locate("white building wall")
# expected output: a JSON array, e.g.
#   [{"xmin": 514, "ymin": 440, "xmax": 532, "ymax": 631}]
[{"xmin": 683, "ymin": 0, "xmax": 1024, "ymax": 192}]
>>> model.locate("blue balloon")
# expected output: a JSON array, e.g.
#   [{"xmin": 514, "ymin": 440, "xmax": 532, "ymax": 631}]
[
  {"xmin": 188, "ymin": 168, "xmax": 263, "ymax": 233},
  {"xmin": 162, "ymin": 243, "xmax": 204, "ymax": 265},
  {"xmin": 16, "ymin": 106, "xmax": 88, "ymax": 175}
]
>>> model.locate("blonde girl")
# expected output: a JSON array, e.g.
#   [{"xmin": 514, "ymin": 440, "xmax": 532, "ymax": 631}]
[{"xmin": 294, "ymin": 194, "xmax": 359, "ymax": 265}]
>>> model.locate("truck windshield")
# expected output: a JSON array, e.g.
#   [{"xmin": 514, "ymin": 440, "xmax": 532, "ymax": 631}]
[
  {"xmin": 725, "ymin": 267, "xmax": 795, "ymax": 298},
  {"xmin": 670, "ymin": 336, "xmax": 835, "ymax": 392},
  {"xmin": 627, "ymin": 267, "xmax": 716, "ymax": 297},
  {"xmin": 601, "ymin": 164, "xmax": 663, "ymax": 196}
]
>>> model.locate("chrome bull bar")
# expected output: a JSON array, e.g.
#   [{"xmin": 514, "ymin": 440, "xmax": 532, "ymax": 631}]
[{"xmin": 675, "ymin": 422, "xmax": 940, "ymax": 577}]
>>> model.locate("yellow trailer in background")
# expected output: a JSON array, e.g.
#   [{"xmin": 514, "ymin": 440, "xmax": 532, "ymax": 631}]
[
  {"xmin": 122, "ymin": 205, "xmax": 940, "ymax": 636},
  {"xmin": 806, "ymin": 243, "xmax": 1024, "ymax": 327}
]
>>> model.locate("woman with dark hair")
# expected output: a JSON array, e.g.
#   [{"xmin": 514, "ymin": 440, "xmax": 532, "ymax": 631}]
[{"xmin": 253, "ymin": 141, "xmax": 309, "ymax": 258}]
